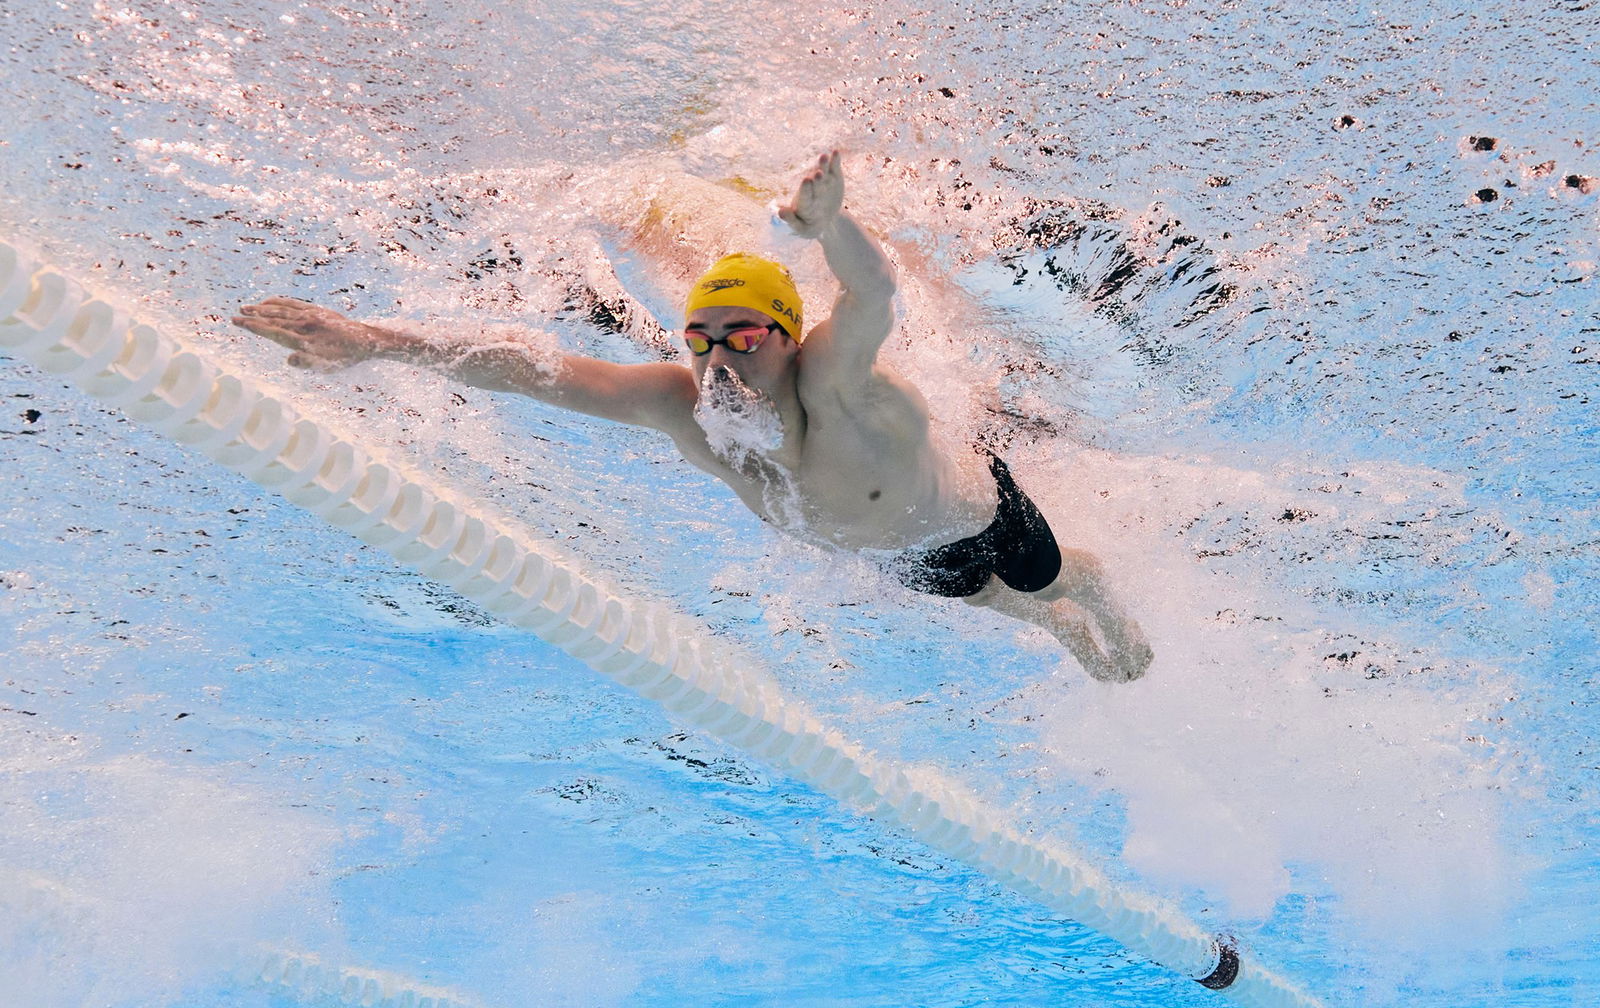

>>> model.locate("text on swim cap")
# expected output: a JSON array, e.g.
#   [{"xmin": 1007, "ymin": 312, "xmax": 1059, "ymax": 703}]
[{"xmin": 771, "ymin": 298, "xmax": 801, "ymax": 329}]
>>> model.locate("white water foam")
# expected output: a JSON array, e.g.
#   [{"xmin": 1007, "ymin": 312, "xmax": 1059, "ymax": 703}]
[
  {"xmin": 0, "ymin": 727, "xmax": 341, "ymax": 1008},
  {"xmin": 693, "ymin": 364, "xmax": 806, "ymax": 532},
  {"xmin": 1016, "ymin": 444, "xmax": 1525, "ymax": 992}
]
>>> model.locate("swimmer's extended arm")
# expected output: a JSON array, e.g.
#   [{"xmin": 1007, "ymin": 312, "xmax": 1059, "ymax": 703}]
[
  {"xmin": 231, "ymin": 298, "xmax": 694, "ymax": 429},
  {"xmin": 779, "ymin": 152, "xmax": 898, "ymax": 381}
]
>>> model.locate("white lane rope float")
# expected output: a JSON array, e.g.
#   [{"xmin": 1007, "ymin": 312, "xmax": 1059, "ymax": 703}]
[{"xmin": 0, "ymin": 238, "xmax": 1324, "ymax": 1008}]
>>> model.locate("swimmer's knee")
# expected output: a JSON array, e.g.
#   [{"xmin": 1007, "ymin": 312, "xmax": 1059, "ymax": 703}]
[{"xmin": 1036, "ymin": 548, "xmax": 1107, "ymax": 602}]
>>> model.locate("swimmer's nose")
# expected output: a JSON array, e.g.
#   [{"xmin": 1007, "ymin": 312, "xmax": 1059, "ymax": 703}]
[{"xmin": 705, "ymin": 355, "xmax": 740, "ymax": 379}]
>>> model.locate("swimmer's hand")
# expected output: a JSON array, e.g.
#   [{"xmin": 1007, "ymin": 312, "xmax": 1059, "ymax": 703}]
[
  {"xmin": 231, "ymin": 297, "xmax": 394, "ymax": 371},
  {"xmin": 778, "ymin": 150, "xmax": 845, "ymax": 239}
]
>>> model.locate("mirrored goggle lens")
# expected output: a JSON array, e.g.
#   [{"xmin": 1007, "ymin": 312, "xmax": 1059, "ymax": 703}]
[{"xmin": 684, "ymin": 325, "xmax": 770, "ymax": 355}]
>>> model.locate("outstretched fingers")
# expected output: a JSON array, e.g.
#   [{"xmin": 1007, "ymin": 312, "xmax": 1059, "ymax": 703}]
[
  {"xmin": 230, "ymin": 297, "xmax": 372, "ymax": 370},
  {"xmin": 815, "ymin": 149, "xmax": 841, "ymax": 182},
  {"xmin": 235, "ymin": 298, "xmax": 321, "ymax": 326},
  {"xmin": 780, "ymin": 149, "xmax": 846, "ymax": 238},
  {"xmin": 230, "ymin": 312, "xmax": 302, "ymax": 349},
  {"xmin": 800, "ymin": 151, "xmax": 833, "ymax": 186}
]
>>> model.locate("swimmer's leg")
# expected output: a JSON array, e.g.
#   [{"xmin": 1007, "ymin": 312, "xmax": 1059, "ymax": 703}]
[
  {"xmin": 967, "ymin": 549, "xmax": 1153, "ymax": 682},
  {"xmin": 964, "ymin": 576, "xmax": 1120, "ymax": 680},
  {"xmin": 1035, "ymin": 547, "xmax": 1153, "ymax": 681}
]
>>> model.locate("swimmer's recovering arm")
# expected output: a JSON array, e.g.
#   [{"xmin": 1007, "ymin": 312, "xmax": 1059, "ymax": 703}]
[
  {"xmin": 778, "ymin": 151, "xmax": 898, "ymax": 372},
  {"xmin": 231, "ymin": 298, "xmax": 693, "ymax": 430}
]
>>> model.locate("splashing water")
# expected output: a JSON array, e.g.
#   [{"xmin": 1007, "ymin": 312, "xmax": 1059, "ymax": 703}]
[
  {"xmin": 2, "ymin": 0, "xmax": 1598, "ymax": 1006},
  {"xmin": 691, "ymin": 363, "xmax": 809, "ymax": 535},
  {"xmin": 694, "ymin": 365, "xmax": 785, "ymax": 459}
]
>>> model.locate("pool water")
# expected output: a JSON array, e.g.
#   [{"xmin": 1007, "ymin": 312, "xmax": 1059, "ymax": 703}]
[{"xmin": 2, "ymin": 1, "xmax": 1597, "ymax": 1006}]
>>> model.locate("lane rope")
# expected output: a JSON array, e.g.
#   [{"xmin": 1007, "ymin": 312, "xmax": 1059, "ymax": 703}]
[
  {"xmin": 247, "ymin": 948, "xmax": 480, "ymax": 1008},
  {"xmin": 0, "ymin": 238, "xmax": 1325, "ymax": 1007}
]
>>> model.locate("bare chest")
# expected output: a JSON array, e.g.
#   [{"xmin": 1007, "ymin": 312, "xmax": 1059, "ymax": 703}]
[{"xmin": 674, "ymin": 382, "xmax": 992, "ymax": 550}]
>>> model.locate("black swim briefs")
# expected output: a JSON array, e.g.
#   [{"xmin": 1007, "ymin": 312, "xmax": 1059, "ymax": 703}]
[{"xmin": 890, "ymin": 452, "xmax": 1063, "ymax": 598}]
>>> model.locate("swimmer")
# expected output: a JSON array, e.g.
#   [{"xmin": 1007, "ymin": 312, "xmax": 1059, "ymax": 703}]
[{"xmin": 232, "ymin": 151, "xmax": 1153, "ymax": 682}]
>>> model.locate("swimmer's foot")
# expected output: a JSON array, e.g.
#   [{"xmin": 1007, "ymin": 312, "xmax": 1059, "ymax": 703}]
[
  {"xmin": 1042, "ymin": 598, "xmax": 1152, "ymax": 683},
  {"xmin": 964, "ymin": 578, "xmax": 1152, "ymax": 682},
  {"xmin": 1102, "ymin": 615, "xmax": 1154, "ymax": 683},
  {"xmin": 1037, "ymin": 600, "xmax": 1115, "ymax": 681}
]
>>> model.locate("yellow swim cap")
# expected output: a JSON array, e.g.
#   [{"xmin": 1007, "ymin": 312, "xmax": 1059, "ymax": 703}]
[{"xmin": 684, "ymin": 253, "xmax": 804, "ymax": 342}]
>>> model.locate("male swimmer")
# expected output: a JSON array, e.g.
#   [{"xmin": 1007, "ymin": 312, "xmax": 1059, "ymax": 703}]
[{"xmin": 232, "ymin": 151, "xmax": 1153, "ymax": 682}]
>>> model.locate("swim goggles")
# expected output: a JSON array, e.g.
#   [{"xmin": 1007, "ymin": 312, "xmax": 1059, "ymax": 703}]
[{"xmin": 683, "ymin": 322, "xmax": 781, "ymax": 356}]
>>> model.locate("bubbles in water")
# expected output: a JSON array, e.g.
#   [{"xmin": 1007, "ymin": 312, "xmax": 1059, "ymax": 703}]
[
  {"xmin": 693, "ymin": 365, "xmax": 806, "ymax": 535},
  {"xmin": 694, "ymin": 364, "xmax": 784, "ymax": 457}
]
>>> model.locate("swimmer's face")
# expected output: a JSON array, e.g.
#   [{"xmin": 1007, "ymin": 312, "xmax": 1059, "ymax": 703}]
[{"xmin": 683, "ymin": 305, "xmax": 798, "ymax": 393}]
